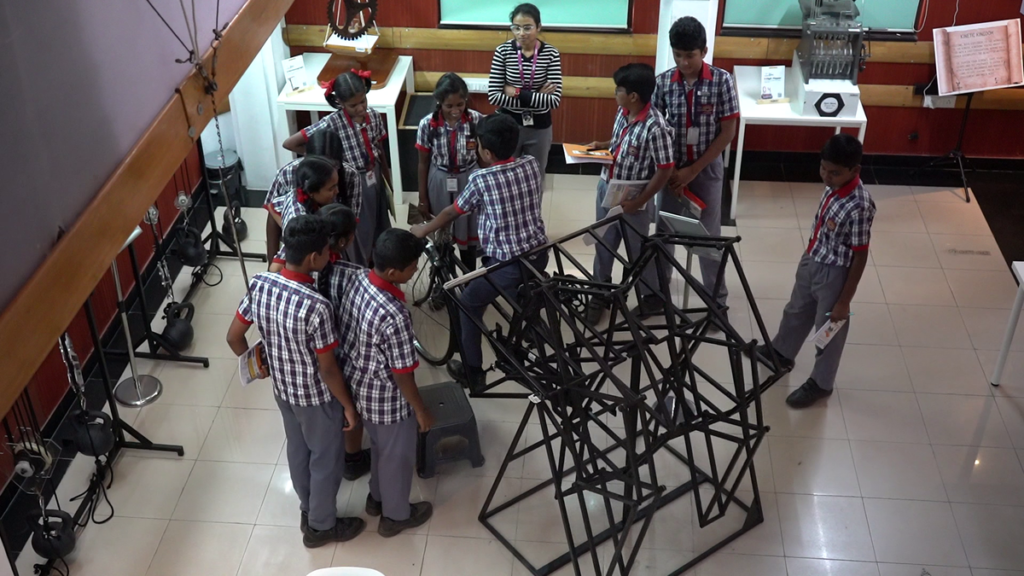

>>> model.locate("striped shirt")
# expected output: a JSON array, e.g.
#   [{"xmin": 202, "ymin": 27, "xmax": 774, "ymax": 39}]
[
  {"xmin": 806, "ymin": 178, "xmax": 875, "ymax": 267},
  {"xmin": 235, "ymin": 270, "xmax": 338, "ymax": 407},
  {"xmin": 455, "ymin": 156, "xmax": 547, "ymax": 261},
  {"xmin": 488, "ymin": 40, "xmax": 563, "ymax": 126},
  {"xmin": 415, "ymin": 110, "xmax": 484, "ymax": 173}
]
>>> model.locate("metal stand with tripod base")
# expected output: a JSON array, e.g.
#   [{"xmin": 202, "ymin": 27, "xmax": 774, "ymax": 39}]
[{"xmin": 916, "ymin": 92, "xmax": 974, "ymax": 203}]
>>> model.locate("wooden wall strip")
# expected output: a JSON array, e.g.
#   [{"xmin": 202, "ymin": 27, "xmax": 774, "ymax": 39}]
[
  {"xmin": 0, "ymin": 0, "xmax": 293, "ymax": 419},
  {"xmin": 284, "ymin": 24, "xmax": 948, "ymax": 64}
]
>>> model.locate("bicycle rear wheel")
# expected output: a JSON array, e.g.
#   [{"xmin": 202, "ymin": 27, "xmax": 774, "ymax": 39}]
[{"xmin": 407, "ymin": 244, "xmax": 457, "ymax": 365}]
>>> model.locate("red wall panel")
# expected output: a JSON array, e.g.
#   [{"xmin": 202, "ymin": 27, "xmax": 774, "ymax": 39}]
[{"xmin": 287, "ymin": 0, "xmax": 1024, "ymax": 158}]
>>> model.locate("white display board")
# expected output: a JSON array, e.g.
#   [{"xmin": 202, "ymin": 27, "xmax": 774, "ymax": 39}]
[
  {"xmin": 934, "ymin": 19, "xmax": 1024, "ymax": 96},
  {"xmin": 655, "ymin": 0, "xmax": 721, "ymax": 75}
]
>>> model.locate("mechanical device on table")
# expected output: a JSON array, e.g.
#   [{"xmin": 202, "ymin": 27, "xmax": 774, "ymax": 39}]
[{"xmin": 791, "ymin": 0, "xmax": 870, "ymax": 118}]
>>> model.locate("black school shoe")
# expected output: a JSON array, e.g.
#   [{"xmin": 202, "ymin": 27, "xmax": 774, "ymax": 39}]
[
  {"xmin": 343, "ymin": 449, "xmax": 371, "ymax": 481},
  {"xmin": 632, "ymin": 294, "xmax": 665, "ymax": 319},
  {"xmin": 786, "ymin": 379, "xmax": 833, "ymax": 409},
  {"xmin": 300, "ymin": 511, "xmax": 308, "ymax": 534},
  {"xmin": 447, "ymin": 359, "xmax": 486, "ymax": 394},
  {"xmin": 378, "ymin": 502, "xmax": 433, "ymax": 538},
  {"xmin": 302, "ymin": 517, "xmax": 366, "ymax": 548},
  {"xmin": 585, "ymin": 297, "xmax": 607, "ymax": 326},
  {"xmin": 365, "ymin": 494, "xmax": 382, "ymax": 517}
]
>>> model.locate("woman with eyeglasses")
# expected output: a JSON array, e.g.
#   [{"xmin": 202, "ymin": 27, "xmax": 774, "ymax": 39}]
[{"xmin": 487, "ymin": 2, "xmax": 563, "ymax": 179}]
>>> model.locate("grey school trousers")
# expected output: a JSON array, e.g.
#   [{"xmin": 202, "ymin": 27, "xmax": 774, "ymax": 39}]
[
  {"xmin": 655, "ymin": 157, "xmax": 728, "ymax": 306},
  {"xmin": 592, "ymin": 178, "xmax": 659, "ymax": 296},
  {"xmin": 515, "ymin": 125, "xmax": 553, "ymax": 178},
  {"xmin": 276, "ymin": 396, "xmax": 346, "ymax": 531},
  {"xmin": 771, "ymin": 253, "xmax": 851, "ymax": 391},
  {"xmin": 364, "ymin": 416, "xmax": 418, "ymax": 521}
]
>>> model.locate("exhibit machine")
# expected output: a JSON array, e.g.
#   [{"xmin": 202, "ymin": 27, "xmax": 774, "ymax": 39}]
[{"xmin": 791, "ymin": 0, "xmax": 869, "ymax": 118}]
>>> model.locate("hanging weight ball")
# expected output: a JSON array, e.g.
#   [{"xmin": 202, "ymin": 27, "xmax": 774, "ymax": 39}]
[
  {"xmin": 177, "ymin": 225, "xmax": 207, "ymax": 267},
  {"xmin": 161, "ymin": 301, "xmax": 196, "ymax": 352},
  {"xmin": 222, "ymin": 201, "xmax": 248, "ymax": 243},
  {"xmin": 70, "ymin": 409, "xmax": 115, "ymax": 457},
  {"xmin": 27, "ymin": 509, "xmax": 76, "ymax": 561}
]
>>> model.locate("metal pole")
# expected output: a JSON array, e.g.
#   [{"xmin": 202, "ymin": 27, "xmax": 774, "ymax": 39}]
[{"xmin": 111, "ymin": 257, "xmax": 163, "ymax": 407}]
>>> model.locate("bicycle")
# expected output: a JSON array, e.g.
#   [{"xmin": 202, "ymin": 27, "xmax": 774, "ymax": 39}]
[{"xmin": 406, "ymin": 225, "xmax": 468, "ymax": 365}]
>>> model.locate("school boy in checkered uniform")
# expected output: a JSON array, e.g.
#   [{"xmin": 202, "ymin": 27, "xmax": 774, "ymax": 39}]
[
  {"xmin": 225, "ymin": 215, "xmax": 365, "ymax": 548},
  {"xmin": 334, "ymin": 228, "xmax": 435, "ymax": 537},
  {"xmin": 583, "ymin": 63, "xmax": 675, "ymax": 325},
  {"xmin": 410, "ymin": 114, "xmax": 548, "ymax": 393},
  {"xmin": 755, "ymin": 134, "xmax": 875, "ymax": 408},
  {"xmin": 652, "ymin": 16, "xmax": 740, "ymax": 313}
]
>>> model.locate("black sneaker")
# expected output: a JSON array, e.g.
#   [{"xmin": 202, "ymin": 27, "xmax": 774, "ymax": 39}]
[
  {"xmin": 447, "ymin": 359, "xmax": 486, "ymax": 394},
  {"xmin": 585, "ymin": 298, "xmax": 607, "ymax": 326},
  {"xmin": 365, "ymin": 494, "xmax": 382, "ymax": 517},
  {"xmin": 343, "ymin": 449, "xmax": 371, "ymax": 481},
  {"xmin": 302, "ymin": 517, "xmax": 366, "ymax": 548},
  {"xmin": 752, "ymin": 343, "xmax": 795, "ymax": 372},
  {"xmin": 785, "ymin": 379, "xmax": 833, "ymax": 409},
  {"xmin": 633, "ymin": 294, "xmax": 665, "ymax": 318},
  {"xmin": 378, "ymin": 502, "xmax": 433, "ymax": 538}
]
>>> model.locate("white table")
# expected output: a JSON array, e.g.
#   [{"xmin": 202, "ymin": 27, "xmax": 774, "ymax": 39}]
[
  {"xmin": 729, "ymin": 65, "xmax": 868, "ymax": 221},
  {"xmin": 991, "ymin": 262, "xmax": 1024, "ymax": 387},
  {"xmin": 277, "ymin": 53, "xmax": 415, "ymax": 208}
]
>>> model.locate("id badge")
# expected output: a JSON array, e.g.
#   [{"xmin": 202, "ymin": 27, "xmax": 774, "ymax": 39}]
[
  {"xmin": 522, "ymin": 111, "xmax": 534, "ymax": 127},
  {"xmin": 446, "ymin": 177, "xmax": 458, "ymax": 193},
  {"xmin": 365, "ymin": 170, "xmax": 377, "ymax": 187},
  {"xmin": 600, "ymin": 165, "xmax": 610, "ymax": 182},
  {"xmin": 686, "ymin": 126, "xmax": 699, "ymax": 146}
]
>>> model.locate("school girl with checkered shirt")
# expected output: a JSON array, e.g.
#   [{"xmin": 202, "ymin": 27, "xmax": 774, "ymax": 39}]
[
  {"xmin": 583, "ymin": 63, "xmax": 675, "ymax": 325},
  {"xmin": 411, "ymin": 114, "xmax": 548, "ymax": 393},
  {"xmin": 652, "ymin": 16, "xmax": 740, "ymax": 312},
  {"xmin": 332, "ymin": 229, "xmax": 434, "ymax": 537},
  {"xmin": 415, "ymin": 72, "xmax": 483, "ymax": 271},
  {"xmin": 283, "ymin": 71, "xmax": 392, "ymax": 265},
  {"xmin": 754, "ymin": 134, "xmax": 876, "ymax": 409},
  {"xmin": 266, "ymin": 156, "xmax": 340, "ymax": 271},
  {"xmin": 226, "ymin": 215, "xmax": 365, "ymax": 548},
  {"xmin": 264, "ymin": 131, "xmax": 361, "ymax": 264}
]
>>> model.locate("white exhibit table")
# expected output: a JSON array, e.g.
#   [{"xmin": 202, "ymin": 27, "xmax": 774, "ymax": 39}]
[
  {"xmin": 729, "ymin": 65, "xmax": 868, "ymax": 221},
  {"xmin": 276, "ymin": 53, "xmax": 414, "ymax": 208},
  {"xmin": 991, "ymin": 261, "xmax": 1024, "ymax": 387}
]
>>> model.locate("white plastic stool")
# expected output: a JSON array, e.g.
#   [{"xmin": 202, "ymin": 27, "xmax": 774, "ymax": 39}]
[{"xmin": 305, "ymin": 565, "xmax": 385, "ymax": 569}]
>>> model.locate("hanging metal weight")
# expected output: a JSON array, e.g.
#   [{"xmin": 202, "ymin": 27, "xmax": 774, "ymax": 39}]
[
  {"xmin": 27, "ymin": 509, "xmax": 76, "ymax": 561},
  {"xmin": 161, "ymin": 301, "xmax": 196, "ymax": 352}
]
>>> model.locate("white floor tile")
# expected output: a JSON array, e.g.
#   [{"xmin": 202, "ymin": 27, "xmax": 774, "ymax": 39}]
[
  {"xmin": 996, "ymin": 396, "xmax": 1024, "ymax": 449},
  {"xmin": 889, "ymin": 305, "xmax": 973, "ymax": 349},
  {"xmin": 979, "ymin": 349, "xmax": 1024, "ymax": 396},
  {"xmin": 787, "ymin": 558, "xmax": 880, "ymax": 576},
  {"xmin": 845, "ymin": 303, "xmax": 900, "ymax": 346},
  {"xmin": 145, "ymin": 520, "xmax": 252, "ymax": 576},
  {"xmin": 430, "ymin": 474, "xmax": 520, "ymax": 540},
  {"xmin": 197, "ymin": 407, "xmax": 285, "ymax": 464},
  {"xmin": 911, "ymin": 185, "xmax": 970, "ymax": 203},
  {"xmin": 877, "ymin": 565, "xmax": 970, "ymax": 576},
  {"xmin": 126, "ymin": 404, "xmax": 218, "ymax": 459},
  {"xmin": 256, "ymin": 463, "xmax": 354, "ymax": 528},
  {"xmin": 736, "ymin": 227, "xmax": 806, "ymax": 262},
  {"xmin": 870, "ymin": 200, "xmax": 927, "ymax": 234},
  {"xmin": 172, "ymin": 460, "xmax": 274, "ymax": 523},
  {"xmin": 952, "ymin": 502, "xmax": 1024, "ymax": 570},
  {"xmin": 835, "ymin": 344, "xmax": 912, "ymax": 392},
  {"xmin": 334, "ymin": 532, "xmax": 427, "ymax": 576},
  {"xmin": 153, "ymin": 358, "xmax": 233, "ymax": 407},
  {"xmin": 769, "ymin": 437, "xmax": 860, "ymax": 496},
  {"xmin": 238, "ymin": 525, "xmax": 334, "ymax": 576},
  {"xmin": 902, "ymin": 347, "xmax": 991, "ymax": 395},
  {"xmin": 853, "ymin": 265, "xmax": 888, "ymax": 304},
  {"xmin": 840, "ymin": 390, "xmax": 929, "ymax": 444},
  {"xmin": 220, "ymin": 371, "xmax": 281, "ymax": 410},
  {"xmin": 916, "ymin": 394, "xmax": 1012, "ymax": 447},
  {"xmin": 107, "ymin": 456, "xmax": 195, "ymax": 519},
  {"xmin": 850, "ymin": 440, "xmax": 947, "ymax": 501},
  {"xmin": 864, "ymin": 498, "xmax": 967, "ymax": 566},
  {"xmin": 959, "ymin": 307, "xmax": 1024, "ymax": 352},
  {"xmin": 18, "ymin": 517, "xmax": 168, "ymax": 576},
  {"xmin": 693, "ymin": 490, "xmax": 785, "ymax": 557},
  {"xmin": 761, "ymin": 382, "xmax": 850, "ymax": 440},
  {"xmin": 932, "ymin": 234, "xmax": 1008, "ymax": 271},
  {"xmin": 693, "ymin": 552, "xmax": 788, "ymax": 575},
  {"xmin": 180, "ymin": 312, "xmax": 238, "ymax": 359},
  {"xmin": 945, "ymin": 269, "xmax": 1021, "ymax": 310},
  {"xmin": 917, "ymin": 201, "xmax": 991, "ymax": 236},
  {"xmin": 420, "ymin": 535, "xmax": 514, "ymax": 576},
  {"xmin": 869, "ymin": 232, "xmax": 940, "ymax": 269},
  {"xmin": 932, "ymin": 445, "xmax": 1024, "ymax": 505},
  {"xmin": 777, "ymin": 493, "xmax": 875, "ymax": 561},
  {"xmin": 877, "ymin": 267, "xmax": 956, "ymax": 307}
]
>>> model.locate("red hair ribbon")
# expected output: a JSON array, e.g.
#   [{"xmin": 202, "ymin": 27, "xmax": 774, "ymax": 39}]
[
  {"xmin": 320, "ymin": 80, "xmax": 334, "ymax": 99},
  {"xmin": 351, "ymin": 68, "xmax": 372, "ymax": 80},
  {"xmin": 295, "ymin": 187, "xmax": 310, "ymax": 206}
]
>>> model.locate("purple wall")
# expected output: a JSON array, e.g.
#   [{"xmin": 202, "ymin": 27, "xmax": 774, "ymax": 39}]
[{"xmin": 0, "ymin": 0, "xmax": 249, "ymax": 310}]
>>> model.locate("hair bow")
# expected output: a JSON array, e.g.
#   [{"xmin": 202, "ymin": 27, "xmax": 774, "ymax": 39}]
[
  {"xmin": 320, "ymin": 80, "xmax": 334, "ymax": 99},
  {"xmin": 351, "ymin": 68, "xmax": 372, "ymax": 80},
  {"xmin": 295, "ymin": 187, "xmax": 310, "ymax": 206}
]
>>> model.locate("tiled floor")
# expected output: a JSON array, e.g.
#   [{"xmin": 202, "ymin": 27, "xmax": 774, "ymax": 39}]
[{"xmin": 17, "ymin": 178, "xmax": 1024, "ymax": 576}]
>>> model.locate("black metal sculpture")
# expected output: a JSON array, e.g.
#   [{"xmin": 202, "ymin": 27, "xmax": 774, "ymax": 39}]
[{"xmin": 445, "ymin": 214, "xmax": 789, "ymax": 575}]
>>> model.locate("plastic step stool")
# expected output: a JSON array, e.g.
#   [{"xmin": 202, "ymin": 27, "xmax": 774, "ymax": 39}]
[{"xmin": 417, "ymin": 381, "xmax": 485, "ymax": 478}]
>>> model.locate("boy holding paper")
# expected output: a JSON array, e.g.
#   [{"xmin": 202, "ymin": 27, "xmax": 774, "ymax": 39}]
[
  {"xmin": 584, "ymin": 63, "xmax": 674, "ymax": 324},
  {"xmin": 755, "ymin": 134, "xmax": 875, "ymax": 408},
  {"xmin": 652, "ymin": 16, "xmax": 739, "ymax": 312}
]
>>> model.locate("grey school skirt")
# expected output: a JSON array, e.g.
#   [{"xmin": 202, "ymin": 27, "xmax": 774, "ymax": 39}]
[
  {"xmin": 349, "ymin": 164, "xmax": 393, "ymax": 265},
  {"xmin": 427, "ymin": 164, "xmax": 479, "ymax": 248}
]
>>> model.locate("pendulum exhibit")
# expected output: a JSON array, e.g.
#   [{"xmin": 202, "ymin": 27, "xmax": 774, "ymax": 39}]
[{"xmin": 112, "ymin": 226, "xmax": 163, "ymax": 407}]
